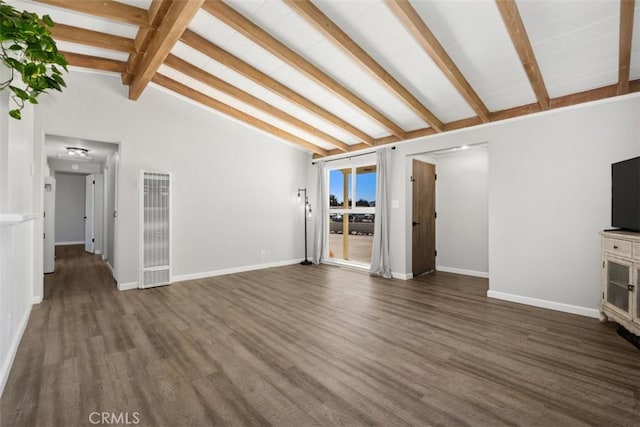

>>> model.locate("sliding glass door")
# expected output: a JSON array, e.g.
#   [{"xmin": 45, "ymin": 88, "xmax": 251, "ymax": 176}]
[{"xmin": 328, "ymin": 165, "xmax": 376, "ymax": 266}]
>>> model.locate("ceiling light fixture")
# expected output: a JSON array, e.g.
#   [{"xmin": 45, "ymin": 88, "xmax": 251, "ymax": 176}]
[{"xmin": 66, "ymin": 147, "xmax": 89, "ymax": 157}]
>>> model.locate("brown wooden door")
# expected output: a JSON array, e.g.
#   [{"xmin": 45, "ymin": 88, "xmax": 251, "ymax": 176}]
[{"xmin": 412, "ymin": 160, "xmax": 436, "ymax": 276}]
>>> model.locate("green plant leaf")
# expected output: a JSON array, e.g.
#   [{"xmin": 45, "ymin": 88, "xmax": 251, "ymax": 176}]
[
  {"xmin": 23, "ymin": 62, "xmax": 37, "ymax": 77},
  {"xmin": 4, "ymin": 57, "xmax": 23, "ymax": 71},
  {"xmin": 9, "ymin": 86, "xmax": 29, "ymax": 100},
  {"xmin": 52, "ymin": 73, "xmax": 65, "ymax": 87},
  {"xmin": 0, "ymin": 0, "xmax": 67, "ymax": 119},
  {"xmin": 42, "ymin": 14, "xmax": 53, "ymax": 27}
]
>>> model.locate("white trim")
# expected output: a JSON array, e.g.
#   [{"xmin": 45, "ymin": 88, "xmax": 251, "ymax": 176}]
[
  {"xmin": 0, "ymin": 213, "xmax": 39, "ymax": 225},
  {"xmin": 94, "ymin": 250, "xmax": 102, "ymax": 255},
  {"xmin": 0, "ymin": 303, "xmax": 32, "ymax": 398},
  {"xmin": 323, "ymin": 259, "xmax": 369, "ymax": 272},
  {"xmin": 487, "ymin": 290, "xmax": 599, "ymax": 319},
  {"xmin": 436, "ymin": 266, "xmax": 489, "ymax": 278},
  {"xmin": 106, "ymin": 261, "xmax": 116, "ymax": 281},
  {"xmin": 172, "ymin": 259, "xmax": 304, "ymax": 282},
  {"xmin": 322, "ymin": 260, "xmax": 412, "ymax": 280},
  {"xmin": 54, "ymin": 241, "xmax": 84, "ymax": 245},
  {"xmin": 118, "ymin": 281, "xmax": 138, "ymax": 291},
  {"xmin": 31, "ymin": 296, "xmax": 42, "ymax": 304}
]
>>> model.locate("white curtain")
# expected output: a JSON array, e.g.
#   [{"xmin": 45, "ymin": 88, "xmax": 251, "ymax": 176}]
[
  {"xmin": 313, "ymin": 161, "xmax": 327, "ymax": 264},
  {"xmin": 370, "ymin": 148, "xmax": 392, "ymax": 278}
]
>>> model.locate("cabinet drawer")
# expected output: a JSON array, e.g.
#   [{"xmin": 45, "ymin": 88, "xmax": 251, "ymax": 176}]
[
  {"xmin": 604, "ymin": 238, "xmax": 632, "ymax": 257},
  {"xmin": 634, "ymin": 242, "xmax": 640, "ymax": 261}
]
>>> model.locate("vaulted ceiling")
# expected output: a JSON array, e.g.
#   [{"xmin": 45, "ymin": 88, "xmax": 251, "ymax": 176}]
[{"xmin": 8, "ymin": 0, "xmax": 640, "ymax": 157}]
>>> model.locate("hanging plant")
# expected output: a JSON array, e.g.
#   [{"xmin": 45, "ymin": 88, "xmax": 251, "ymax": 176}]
[{"xmin": 0, "ymin": 0, "xmax": 67, "ymax": 119}]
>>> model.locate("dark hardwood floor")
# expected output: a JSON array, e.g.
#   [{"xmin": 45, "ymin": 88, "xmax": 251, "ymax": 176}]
[{"xmin": 1, "ymin": 245, "xmax": 639, "ymax": 426}]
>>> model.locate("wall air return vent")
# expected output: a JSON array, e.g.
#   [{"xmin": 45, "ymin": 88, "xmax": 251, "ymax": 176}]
[{"xmin": 139, "ymin": 171, "xmax": 171, "ymax": 288}]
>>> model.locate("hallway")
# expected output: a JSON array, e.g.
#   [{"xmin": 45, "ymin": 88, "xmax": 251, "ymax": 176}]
[{"xmin": 45, "ymin": 245, "xmax": 117, "ymax": 299}]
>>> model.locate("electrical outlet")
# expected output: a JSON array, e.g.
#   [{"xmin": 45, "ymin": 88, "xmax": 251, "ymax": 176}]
[{"xmin": 260, "ymin": 249, "xmax": 266, "ymax": 259}]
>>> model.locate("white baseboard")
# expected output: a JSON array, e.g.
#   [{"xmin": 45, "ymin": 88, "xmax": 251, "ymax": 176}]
[
  {"xmin": 31, "ymin": 296, "xmax": 42, "ymax": 304},
  {"xmin": 106, "ymin": 261, "xmax": 116, "ymax": 280},
  {"xmin": 101, "ymin": 254, "xmax": 107, "ymax": 261},
  {"xmin": 94, "ymin": 250, "xmax": 102, "ymax": 255},
  {"xmin": 172, "ymin": 258, "xmax": 304, "ymax": 282},
  {"xmin": 0, "ymin": 303, "xmax": 32, "ymax": 398},
  {"xmin": 436, "ymin": 266, "xmax": 489, "ymax": 279},
  {"xmin": 118, "ymin": 281, "xmax": 138, "ymax": 291},
  {"xmin": 392, "ymin": 272, "xmax": 413, "ymax": 280},
  {"xmin": 54, "ymin": 241, "xmax": 84, "ymax": 246},
  {"xmin": 487, "ymin": 290, "xmax": 599, "ymax": 318}
]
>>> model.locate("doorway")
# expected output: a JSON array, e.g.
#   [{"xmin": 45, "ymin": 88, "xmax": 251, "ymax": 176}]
[
  {"xmin": 43, "ymin": 135, "xmax": 119, "ymax": 283},
  {"xmin": 408, "ymin": 144, "xmax": 489, "ymax": 279},
  {"xmin": 412, "ymin": 159, "xmax": 436, "ymax": 276}
]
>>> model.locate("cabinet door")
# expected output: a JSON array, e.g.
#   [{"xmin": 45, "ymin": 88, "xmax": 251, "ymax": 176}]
[{"xmin": 604, "ymin": 258, "xmax": 633, "ymax": 318}]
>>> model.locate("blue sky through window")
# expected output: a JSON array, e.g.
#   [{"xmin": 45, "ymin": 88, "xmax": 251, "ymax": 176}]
[{"xmin": 329, "ymin": 169, "xmax": 376, "ymax": 205}]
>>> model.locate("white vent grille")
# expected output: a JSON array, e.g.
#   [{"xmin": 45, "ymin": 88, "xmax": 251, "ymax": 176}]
[{"xmin": 140, "ymin": 171, "xmax": 171, "ymax": 288}]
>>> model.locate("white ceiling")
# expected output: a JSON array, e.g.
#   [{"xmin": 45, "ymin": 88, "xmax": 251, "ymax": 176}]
[
  {"xmin": 518, "ymin": 0, "xmax": 621, "ymax": 97},
  {"xmin": 8, "ymin": 0, "xmax": 640, "ymax": 154},
  {"xmin": 45, "ymin": 134, "xmax": 118, "ymax": 165}
]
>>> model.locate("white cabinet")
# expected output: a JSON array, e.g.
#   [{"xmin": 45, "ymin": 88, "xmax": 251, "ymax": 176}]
[{"xmin": 600, "ymin": 231, "xmax": 640, "ymax": 335}]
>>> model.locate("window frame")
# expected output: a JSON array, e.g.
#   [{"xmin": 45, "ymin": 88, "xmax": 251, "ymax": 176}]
[{"xmin": 326, "ymin": 163, "xmax": 376, "ymax": 266}]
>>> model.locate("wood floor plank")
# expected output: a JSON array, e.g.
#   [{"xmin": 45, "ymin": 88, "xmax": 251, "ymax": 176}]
[{"xmin": 1, "ymin": 245, "xmax": 638, "ymax": 426}]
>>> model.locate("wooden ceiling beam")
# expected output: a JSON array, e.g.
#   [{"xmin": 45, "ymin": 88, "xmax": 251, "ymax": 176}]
[
  {"xmin": 180, "ymin": 30, "xmax": 374, "ymax": 145},
  {"xmin": 385, "ymin": 0, "xmax": 490, "ymax": 123},
  {"xmin": 123, "ymin": 0, "xmax": 173, "ymax": 85},
  {"xmin": 314, "ymin": 78, "xmax": 640, "ymax": 158},
  {"xmin": 128, "ymin": 0, "xmax": 205, "ymax": 100},
  {"xmin": 617, "ymin": 0, "xmax": 636, "ymax": 94},
  {"xmin": 496, "ymin": 0, "xmax": 550, "ymax": 110},
  {"xmin": 50, "ymin": 23, "xmax": 136, "ymax": 53},
  {"xmin": 164, "ymin": 54, "xmax": 350, "ymax": 152},
  {"xmin": 35, "ymin": 0, "xmax": 150, "ymax": 27},
  {"xmin": 152, "ymin": 74, "xmax": 329, "ymax": 156},
  {"xmin": 285, "ymin": 0, "xmax": 443, "ymax": 132},
  {"xmin": 202, "ymin": 0, "xmax": 406, "ymax": 138},
  {"xmin": 61, "ymin": 51, "xmax": 127, "ymax": 73}
]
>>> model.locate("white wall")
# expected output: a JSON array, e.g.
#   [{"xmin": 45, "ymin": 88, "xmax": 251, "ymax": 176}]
[
  {"xmin": 0, "ymin": 64, "xmax": 38, "ymax": 397},
  {"xmin": 35, "ymin": 70, "xmax": 310, "ymax": 287},
  {"xmin": 434, "ymin": 146, "xmax": 489, "ymax": 276},
  {"xmin": 386, "ymin": 94, "xmax": 640, "ymax": 315},
  {"xmin": 54, "ymin": 172, "xmax": 86, "ymax": 244}
]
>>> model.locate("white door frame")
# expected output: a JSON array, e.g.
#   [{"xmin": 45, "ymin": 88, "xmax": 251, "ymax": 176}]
[
  {"xmin": 85, "ymin": 174, "xmax": 95, "ymax": 253},
  {"xmin": 43, "ymin": 176, "xmax": 56, "ymax": 273},
  {"xmin": 35, "ymin": 134, "xmax": 121, "ymax": 298}
]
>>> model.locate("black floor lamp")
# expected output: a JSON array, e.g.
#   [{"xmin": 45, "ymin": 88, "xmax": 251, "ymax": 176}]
[{"xmin": 297, "ymin": 188, "xmax": 312, "ymax": 265}]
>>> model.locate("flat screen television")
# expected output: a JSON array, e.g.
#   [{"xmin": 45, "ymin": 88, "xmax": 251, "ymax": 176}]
[{"xmin": 612, "ymin": 156, "xmax": 640, "ymax": 232}]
